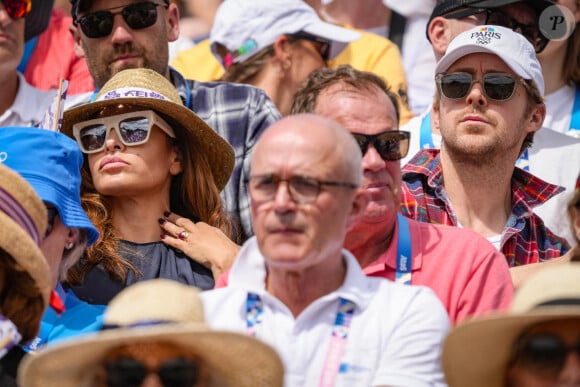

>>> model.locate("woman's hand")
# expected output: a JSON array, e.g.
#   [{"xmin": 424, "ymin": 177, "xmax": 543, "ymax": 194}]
[{"xmin": 159, "ymin": 211, "xmax": 240, "ymax": 280}]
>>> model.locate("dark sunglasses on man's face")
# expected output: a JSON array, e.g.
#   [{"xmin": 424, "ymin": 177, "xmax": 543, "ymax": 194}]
[
  {"xmin": 510, "ymin": 333, "xmax": 580, "ymax": 378},
  {"xmin": 1, "ymin": 0, "xmax": 31, "ymax": 19},
  {"xmin": 443, "ymin": 7, "xmax": 549, "ymax": 53},
  {"xmin": 436, "ymin": 72, "xmax": 525, "ymax": 101},
  {"xmin": 105, "ymin": 357, "xmax": 199, "ymax": 387},
  {"xmin": 75, "ymin": 1, "xmax": 168, "ymax": 39},
  {"xmin": 351, "ymin": 131, "xmax": 410, "ymax": 161}
]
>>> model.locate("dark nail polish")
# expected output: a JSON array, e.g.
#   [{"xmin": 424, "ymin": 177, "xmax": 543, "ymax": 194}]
[
  {"xmin": 158, "ymin": 218, "xmax": 166, "ymax": 225},
  {"xmin": 160, "ymin": 234, "xmax": 166, "ymax": 240},
  {"xmin": 163, "ymin": 211, "xmax": 171, "ymax": 217}
]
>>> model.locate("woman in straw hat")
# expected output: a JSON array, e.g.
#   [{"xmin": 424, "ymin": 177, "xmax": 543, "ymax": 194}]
[
  {"xmin": 442, "ymin": 262, "xmax": 580, "ymax": 387},
  {"xmin": 18, "ymin": 279, "xmax": 284, "ymax": 387},
  {"xmin": 60, "ymin": 68, "xmax": 240, "ymax": 305},
  {"xmin": 0, "ymin": 164, "xmax": 53, "ymax": 386}
]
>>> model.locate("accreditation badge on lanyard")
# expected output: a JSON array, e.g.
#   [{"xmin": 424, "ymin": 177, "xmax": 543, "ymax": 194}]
[{"xmin": 245, "ymin": 293, "xmax": 356, "ymax": 387}]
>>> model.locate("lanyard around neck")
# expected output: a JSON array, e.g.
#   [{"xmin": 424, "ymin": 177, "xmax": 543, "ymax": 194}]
[
  {"xmin": 420, "ymin": 112, "xmax": 434, "ymax": 149},
  {"xmin": 395, "ymin": 213, "xmax": 413, "ymax": 284},
  {"xmin": 246, "ymin": 292, "xmax": 356, "ymax": 386}
]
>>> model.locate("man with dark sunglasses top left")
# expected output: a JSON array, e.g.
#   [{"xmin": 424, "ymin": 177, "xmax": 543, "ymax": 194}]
[
  {"xmin": 290, "ymin": 65, "xmax": 514, "ymax": 325},
  {"xmin": 401, "ymin": 26, "xmax": 569, "ymax": 272},
  {"xmin": 67, "ymin": 0, "xmax": 282, "ymax": 244},
  {"xmin": 0, "ymin": 0, "xmax": 56, "ymax": 127}
]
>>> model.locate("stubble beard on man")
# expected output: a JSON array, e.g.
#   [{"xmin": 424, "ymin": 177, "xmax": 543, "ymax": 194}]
[
  {"xmin": 441, "ymin": 109, "xmax": 528, "ymax": 169},
  {"xmin": 84, "ymin": 42, "xmax": 170, "ymax": 89}
]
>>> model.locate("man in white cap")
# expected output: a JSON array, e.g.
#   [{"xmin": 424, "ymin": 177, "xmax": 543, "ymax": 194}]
[
  {"xmin": 401, "ymin": 0, "xmax": 580, "ymax": 246},
  {"xmin": 401, "ymin": 26, "xmax": 568, "ymax": 266}
]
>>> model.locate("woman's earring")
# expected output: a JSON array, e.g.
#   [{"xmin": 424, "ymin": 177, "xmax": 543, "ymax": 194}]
[
  {"xmin": 65, "ymin": 243, "xmax": 74, "ymax": 250},
  {"xmin": 282, "ymin": 59, "xmax": 291, "ymax": 70}
]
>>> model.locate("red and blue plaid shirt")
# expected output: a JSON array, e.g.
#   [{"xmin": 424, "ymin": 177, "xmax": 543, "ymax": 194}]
[{"xmin": 401, "ymin": 149, "xmax": 570, "ymax": 267}]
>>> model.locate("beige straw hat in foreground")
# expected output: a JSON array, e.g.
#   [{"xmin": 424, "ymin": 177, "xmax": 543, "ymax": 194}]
[
  {"xmin": 443, "ymin": 263, "xmax": 580, "ymax": 387},
  {"xmin": 19, "ymin": 279, "xmax": 284, "ymax": 387},
  {"xmin": 0, "ymin": 164, "xmax": 51, "ymax": 307}
]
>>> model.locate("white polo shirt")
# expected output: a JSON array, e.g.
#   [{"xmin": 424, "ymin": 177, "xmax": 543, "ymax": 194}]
[
  {"xmin": 0, "ymin": 73, "xmax": 56, "ymax": 127},
  {"xmin": 201, "ymin": 237, "xmax": 450, "ymax": 387}
]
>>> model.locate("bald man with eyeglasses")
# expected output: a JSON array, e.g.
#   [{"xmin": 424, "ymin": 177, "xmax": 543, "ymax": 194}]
[{"xmin": 201, "ymin": 113, "xmax": 450, "ymax": 386}]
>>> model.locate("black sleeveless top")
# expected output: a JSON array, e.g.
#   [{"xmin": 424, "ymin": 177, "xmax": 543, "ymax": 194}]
[{"xmin": 70, "ymin": 240, "xmax": 214, "ymax": 305}]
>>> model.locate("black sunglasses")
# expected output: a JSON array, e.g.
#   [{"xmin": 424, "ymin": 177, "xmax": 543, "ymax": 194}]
[
  {"xmin": 351, "ymin": 131, "xmax": 410, "ymax": 161},
  {"xmin": 75, "ymin": 1, "xmax": 168, "ymax": 39},
  {"xmin": 287, "ymin": 31, "xmax": 331, "ymax": 61},
  {"xmin": 436, "ymin": 72, "xmax": 525, "ymax": 101},
  {"xmin": 105, "ymin": 357, "xmax": 199, "ymax": 387},
  {"xmin": 510, "ymin": 333, "xmax": 580, "ymax": 378},
  {"xmin": 44, "ymin": 206, "xmax": 58, "ymax": 239},
  {"xmin": 444, "ymin": 7, "xmax": 549, "ymax": 53}
]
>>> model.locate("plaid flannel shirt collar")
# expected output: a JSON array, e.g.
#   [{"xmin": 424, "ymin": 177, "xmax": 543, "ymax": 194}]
[{"xmin": 403, "ymin": 149, "xmax": 565, "ymax": 218}]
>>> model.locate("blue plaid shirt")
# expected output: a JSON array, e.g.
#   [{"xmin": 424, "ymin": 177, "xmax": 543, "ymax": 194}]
[{"xmin": 170, "ymin": 69, "xmax": 282, "ymax": 240}]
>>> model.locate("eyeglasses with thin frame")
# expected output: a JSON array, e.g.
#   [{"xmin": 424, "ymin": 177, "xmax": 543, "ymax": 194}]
[
  {"xmin": 436, "ymin": 72, "xmax": 526, "ymax": 101},
  {"xmin": 1, "ymin": 0, "xmax": 31, "ymax": 19},
  {"xmin": 351, "ymin": 131, "xmax": 410, "ymax": 161},
  {"xmin": 44, "ymin": 206, "xmax": 58, "ymax": 239},
  {"xmin": 104, "ymin": 357, "xmax": 199, "ymax": 387},
  {"xmin": 247, "ymin": 174, "xmax": 359, "ymax": 204},
  {"xmin": 287, "ymin": 31, "xmax": 331, "ymax": 61},
  {"xmin": 72, "ymin": 110, "xmax": 176, "ymax": 154},
  {"xmin": 443, "ymin": 7, "xmax": 548, "ymax": 53},
  {"xmin": 510, "ymin": 333, "xmax": 580, "ymax": 378},
  {"xmin": 75, "ymin": 1, "xmax": 168, "ymax": 39}
]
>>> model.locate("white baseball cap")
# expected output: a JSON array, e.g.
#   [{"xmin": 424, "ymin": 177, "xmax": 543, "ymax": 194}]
[
  {"xmin": 435, "ymin": 25, "xmax": 544, "ymax": 95},
  {"xmin": 210, "ymin": 0, "xmax": 361, "ymax": 67}
]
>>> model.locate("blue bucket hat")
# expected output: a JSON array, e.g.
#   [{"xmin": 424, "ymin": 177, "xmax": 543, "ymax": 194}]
[{"xmin": 0, "ymin": 128, "xmax": 99, "ymax": 245}]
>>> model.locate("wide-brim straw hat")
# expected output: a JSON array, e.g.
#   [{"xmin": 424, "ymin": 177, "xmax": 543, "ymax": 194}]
[
  {"xmin": 19, "ymin": 279, "xmax": 284, "ymax": 387},
  {"xmin": 0, "ymin": 164, "xmax": 52, "ymax": 307},
  {"xmin": 443, "ymin": 263, "xmax": 580, "ymax": 387},
  {"xmin": 61, "ymin": 68, "xmax": 235, "ymax": 191}
]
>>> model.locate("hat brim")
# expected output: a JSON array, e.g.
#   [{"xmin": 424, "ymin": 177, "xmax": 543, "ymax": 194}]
[
  {"xmin": 470, "ymin": 0, "xmax": 553, "ymax": 13},
  {"xmin": 443, "ymin": 307, "xmax": 580, "ymax": 387},
  {"xmin": 20, "ymin": 174, "xmax": 99, "ymax": 246},
  {"xmin": 18, "ymin": 324, "xmax": 284, "ymax": 387},
  {"xmin": 61, "ymin": 98, "xmax": 235, "ymax": 192},
  {"xmin": 302, "ymin": 21, "xmax": 361, "ymax": 60}
]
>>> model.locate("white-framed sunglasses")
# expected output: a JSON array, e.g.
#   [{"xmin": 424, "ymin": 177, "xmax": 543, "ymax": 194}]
[{"xmin": 72, "ymin": 110, "xmax": 176, "ymax": 154}]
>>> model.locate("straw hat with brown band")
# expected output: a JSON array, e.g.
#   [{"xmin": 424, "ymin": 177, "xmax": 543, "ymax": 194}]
[
  {"xmin": 0, "ymin": 164, "xmax": 52, "ymax": 308},
  {"xmin": 443, "ymin": 263, "xmax": 580, "ymax": 387},
  {"xmin": 61, "ymin": 68, "xmax": 235, "ymax": 192},
  {"xmin": 18, "ymin": 279, "xmax": 284, "ymax": 387}
]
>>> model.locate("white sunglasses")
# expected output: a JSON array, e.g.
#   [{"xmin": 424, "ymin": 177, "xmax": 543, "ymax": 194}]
[{"xmin": 72, "ymin": 110, "xmax": 176, "ymax": 154}]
